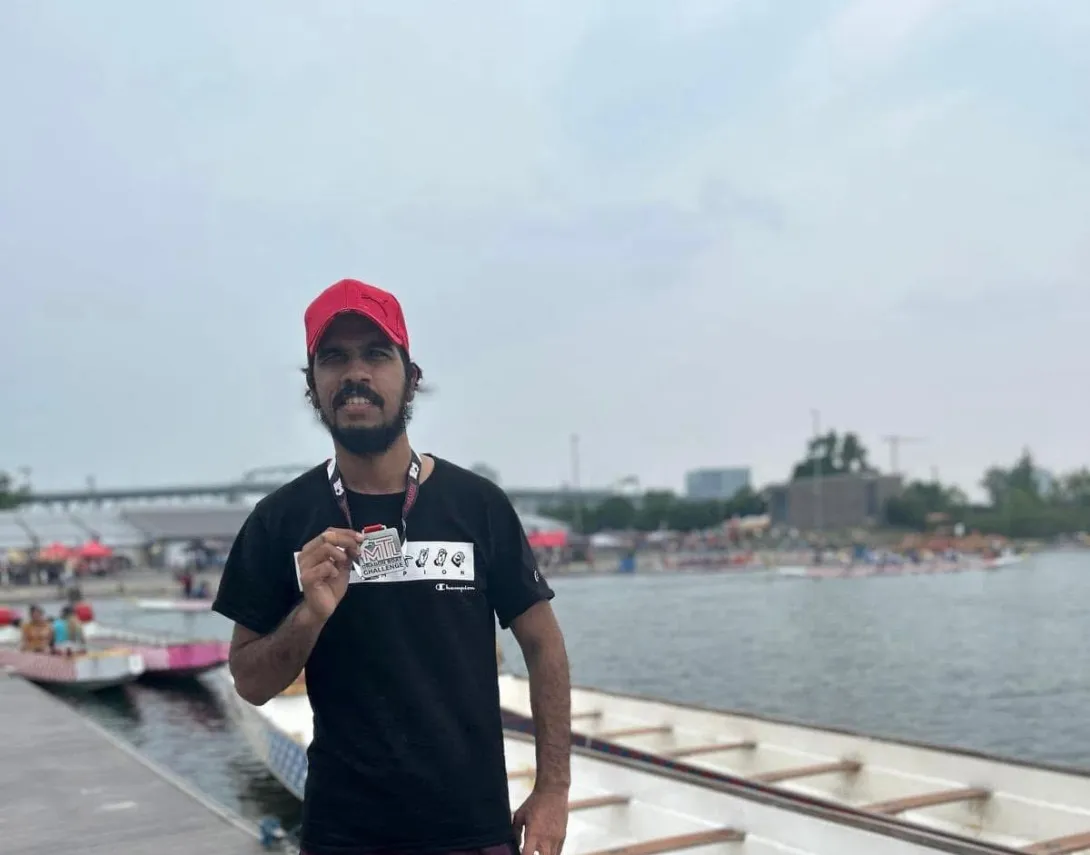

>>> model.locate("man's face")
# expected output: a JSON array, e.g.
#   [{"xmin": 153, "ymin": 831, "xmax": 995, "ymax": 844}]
[
  {"xmin": 29, "ymin": 606, "xmax": 43, "ymax": 623},
  {"xmin": 310, "ymin": 313, "xmax": 414, "ymax": 456}
]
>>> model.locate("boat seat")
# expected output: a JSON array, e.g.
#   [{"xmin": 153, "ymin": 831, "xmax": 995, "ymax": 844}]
[
  {"xmin": 667, "ymin": 739, "xmax": 756, "ymax": 758},
  {"xmin": 583, "ymin": 827, "xmax": 745, "ymax": 855},
  {"xmin": 863, "ymin": 786, "xmax": 990, "ymax": 815},
  {"xmin": 1022, "ymin": 831, "xmax": 1090, "ymax": 854},
  {"xmin": 598, "ymin": 725, "xmax": 673, "ymax": 739},
  {"xmin": 754, "ymin": 758, "xmax": 861, "ymax": 784},
  {"xmin": 569, "ymin": 794, "xmax": 630, "ymax": 811}
]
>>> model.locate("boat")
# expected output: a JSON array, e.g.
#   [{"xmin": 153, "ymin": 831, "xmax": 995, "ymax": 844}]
[
  {"xmin": 0, "ymin": 607, "xmax": 145, "ymax": 691},
  {"xmin": 774, "ymin": 553, "xmax": 1022, "ymax": 581},
  {"xmin": 133, "ymin": 598, "xmax": 213, "ymax": 613},
  {"xmin": 212, "ymin": 668, "xmax": 1013, "ymax": 855},
  {"xmin": 0, "ymin": 644, "xmax": 145, "ymax": 691},
  {"xmin": 73, "ymin": 603, "xmax": 229, "ymax": 678},
  {"xmin": 84, "ymin": 623, "xmax": 228, "ymax": 678},
  {"xmin": 498, "ymin": 673, "xmax": 1090, "ymax": 854}
]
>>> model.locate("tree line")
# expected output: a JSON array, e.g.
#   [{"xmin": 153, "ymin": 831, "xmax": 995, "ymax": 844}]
[
  {"xmin": 0, "ymin": 472, "xmax": 27, "ymax": 511},
  {"xmin": 4, "ymin": 433, "xmax": 1089, "ymax": 538},
  {"xmin": 788, "ymin": 430, "xmax": 1090, "ymax": 539},
  {"xmin": 537, "ymin": 430, "xmax": 1090, "ymax": 538},
  {"xmin": 886, "ymin": 450, "xmax": 1090, "ymax": 539},
  {"xmin": 538, "ymin": 487, "xmax": 769, "ymax": 536}
]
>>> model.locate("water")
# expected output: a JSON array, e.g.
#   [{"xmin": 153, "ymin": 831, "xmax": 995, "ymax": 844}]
[{"xmin": 43, "ymin": 550, "xmax": 1090, "ymax": 829}]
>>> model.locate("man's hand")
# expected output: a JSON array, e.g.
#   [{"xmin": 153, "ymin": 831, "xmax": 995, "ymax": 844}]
[
  {"xmin": 297, "ymin": 527, "xmax": 362, "ymax": 621},
  {"xmin": 513, "ymin": 787, "xmax": 568, "ymax": 855}
]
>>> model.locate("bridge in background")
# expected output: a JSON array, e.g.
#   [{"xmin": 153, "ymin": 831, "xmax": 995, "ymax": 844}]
[
  {"xmin": 3, "ymin": 475, "xmax": 609, "ymax": 550},
  {"xmin": 21, "ymin": 477, "xmax": 617, "ymax": 516}
]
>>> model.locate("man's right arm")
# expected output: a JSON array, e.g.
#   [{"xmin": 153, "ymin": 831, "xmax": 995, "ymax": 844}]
[
  {"xmin": 212, "ymin": 508, "xmax": 304, "ymax": 704},
  {"xmin": 229, "ymin": 602, "xmax": 325, "ymax": 706}
]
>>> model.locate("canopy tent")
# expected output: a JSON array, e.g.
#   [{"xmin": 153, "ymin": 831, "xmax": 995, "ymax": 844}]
[
  {"xmin": 77, "ymin": 540, "xmax": 113, "ymax": 559},
  {"xmin": 527, "ymin": 529, "xmax": 567, "ymax": 549},
  {"xmin": 37, "ymin": 542, "xmax": 73, "ymax": 562}
]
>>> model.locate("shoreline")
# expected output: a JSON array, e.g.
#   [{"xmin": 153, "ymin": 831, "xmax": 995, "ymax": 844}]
[{"xmin": 0, "ymin": 568, "xmax": 223, "ymax": 606}]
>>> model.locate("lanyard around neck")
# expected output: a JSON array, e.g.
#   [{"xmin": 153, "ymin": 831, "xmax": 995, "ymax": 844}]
[{"xmin": 326, "ymin": 450, "xmax": 422, "ymax": 538}]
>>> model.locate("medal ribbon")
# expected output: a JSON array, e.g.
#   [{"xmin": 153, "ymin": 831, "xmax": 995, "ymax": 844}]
[{"xmin": 327, "ymin": 450, "xmax": 422, "ymax": 541}]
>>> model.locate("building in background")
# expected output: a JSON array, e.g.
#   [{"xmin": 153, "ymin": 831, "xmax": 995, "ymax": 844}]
[
  {"xmin": 685, "ymin": 467, "xmax": 751, "ymax": 501},
  {"xmin": 765, "ymin": 472, "xmax": 904, "ymax": 531}
]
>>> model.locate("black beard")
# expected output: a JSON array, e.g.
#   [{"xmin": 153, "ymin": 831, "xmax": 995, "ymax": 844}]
[{"xmin": 317, "ymin": 393, "xmax": 413, "ymax": 457}]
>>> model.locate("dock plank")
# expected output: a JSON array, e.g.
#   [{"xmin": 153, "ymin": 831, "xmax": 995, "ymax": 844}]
[{"xmin": 0, "ymin": 674, "xmax": 263, "ymax": 855}]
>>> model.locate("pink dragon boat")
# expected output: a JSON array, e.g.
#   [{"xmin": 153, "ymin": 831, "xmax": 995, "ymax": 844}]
[
  {"xmin": 0, "ymin": 605, "xmax": 145, "ymax": 691},
  {"xmin": 72, "ymin": 603, "xmax": 229, "ymax": 678}
]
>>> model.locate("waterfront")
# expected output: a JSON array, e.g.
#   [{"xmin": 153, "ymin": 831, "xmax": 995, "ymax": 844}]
[{"xmin": 40, "ymin": 549, "xmax": 1090, "ymax": 832}]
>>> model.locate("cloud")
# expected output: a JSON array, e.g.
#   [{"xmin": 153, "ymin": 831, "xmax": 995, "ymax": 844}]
[{"xmin": 0, "ymin": 1, "xmax": 1088, "ymax": 497}]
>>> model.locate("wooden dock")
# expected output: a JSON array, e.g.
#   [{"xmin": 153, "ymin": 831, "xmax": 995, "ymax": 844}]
[{"xmin": 0, "ymin": 673, "xmax": 266, "ymax": 854}]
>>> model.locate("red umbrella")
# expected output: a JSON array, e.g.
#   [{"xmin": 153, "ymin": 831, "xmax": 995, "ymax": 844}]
[{"xmin": 77, "ymin": 540, "xmax": 113, "ymax": 559}]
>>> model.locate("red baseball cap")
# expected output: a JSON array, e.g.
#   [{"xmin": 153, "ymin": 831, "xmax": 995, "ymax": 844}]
[{"xmin": 304, "ymin": 278, "xmax": 410, "ymax": 357}]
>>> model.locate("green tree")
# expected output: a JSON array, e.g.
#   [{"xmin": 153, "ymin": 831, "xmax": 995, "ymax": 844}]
[
  {"xmin": 726, "ymin": 486, "xmax": 768, "ymax": 517},
  {"xmin": 1006, "ymin": 448, "xmax": 1040, "ymax": 499},
  {"xmin": 591, "ymin": 496, "xmax": 637, "ymax": 531},
  {"xmin": 839, "ymin": 432, "xmax": 872, "ymax": 473},
  {"xmin": 792, "ymin": 430, "xmax": 874, "ymax": 479},
  {"xmin": 1058, "ymin": 468, "xmax": 1090, "ymax": 506},
  {"xmin": 633, "ymin": 490, "xmax": 676, "ymax": 532},
  {"xmin": 0, "ymin": 471, "xmax": 28, "ymax": 510},
  {"xmin": 883, "ymin": 480, "xmax": 968, "ymax": 530}
]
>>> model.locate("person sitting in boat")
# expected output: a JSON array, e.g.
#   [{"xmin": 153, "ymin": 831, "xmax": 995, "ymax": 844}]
[
  {"xmin": 19, "ymin": 605, "xmax": 54, "ymax": 654},
  {"xmin": 52, "ymin": 605, "xmax": 87, "ymax": 654}
]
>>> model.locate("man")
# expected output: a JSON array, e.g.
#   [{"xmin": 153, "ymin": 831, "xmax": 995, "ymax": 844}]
[
  {"xmin": 213, "ymin": 278, "xmax": 571, "ymax": 855},
  {"xmin": 19, "ymin": 605, "xmax": 53, "ymax": 654}
]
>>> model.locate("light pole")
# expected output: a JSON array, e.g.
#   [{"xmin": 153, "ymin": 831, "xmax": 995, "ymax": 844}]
[
  {"xmin": 570, "ymin": 433, "xmax": 582, "ymax": 534},
  {"xmin": 811, "ymin": 409, "xmax": 822, "ymax": 535}
]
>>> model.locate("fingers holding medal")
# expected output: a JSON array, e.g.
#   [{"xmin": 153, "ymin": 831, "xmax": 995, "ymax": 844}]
[{"xmin": 298, "ymin": 527, "xmax": 363, "ymax": 620}]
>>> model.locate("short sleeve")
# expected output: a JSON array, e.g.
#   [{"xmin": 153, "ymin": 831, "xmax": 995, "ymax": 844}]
[
  {"xmin": 487, "ymin": 493, "xmax": 555, "ymax": 629},
  {"xmin": 212, "ymin": 507, "xmax": 298, "ymax": 635}
]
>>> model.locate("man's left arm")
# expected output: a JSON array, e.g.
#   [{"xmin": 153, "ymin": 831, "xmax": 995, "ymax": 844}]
[
  {"xmin": 511, "ymin": 600, "xmax": 572, "ymax": 794},
  {"xmin": 484, "ymin": 486, "xmax": 571, "ymax": 855},
  {"xmin": 510, "ymin": 600, "xmax": 571, "ymax": 855}
]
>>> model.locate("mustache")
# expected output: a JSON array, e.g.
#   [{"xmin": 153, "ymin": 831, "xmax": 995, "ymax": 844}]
[{"xmin": 332, "ymin": 383, "xmax": 385, "ymax": 410}]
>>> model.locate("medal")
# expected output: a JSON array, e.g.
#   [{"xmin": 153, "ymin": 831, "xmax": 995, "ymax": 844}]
[
  {"xmin": 355, "ymin": 524, "xmax": 406, "ymax": 579},
  {"xmin": 326, "ymin": 450, "xmax": 422, "ymax": 581}
]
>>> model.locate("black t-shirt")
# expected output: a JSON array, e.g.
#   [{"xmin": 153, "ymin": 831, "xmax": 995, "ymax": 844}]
[{"xmin": 212, "ymin": 455, "xmax": 554, "ymax": 854}]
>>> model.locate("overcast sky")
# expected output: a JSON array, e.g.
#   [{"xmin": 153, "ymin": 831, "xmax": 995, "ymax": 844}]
[{"xmin": 2, "ymin": 0, "xmax": 1088, "ymax": 499}]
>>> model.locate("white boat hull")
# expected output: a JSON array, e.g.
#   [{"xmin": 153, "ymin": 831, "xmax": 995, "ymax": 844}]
[
  {"xmin": 498, "ymin": 674, "xmax": 1090, "ymax": 853},
  {"xmin": 212, "ymin": 669, "xmax": 1017, "ymax": 855},
  {"xmin": 133, "ymin": 598, "xmax": 213, "ymax": 613}
]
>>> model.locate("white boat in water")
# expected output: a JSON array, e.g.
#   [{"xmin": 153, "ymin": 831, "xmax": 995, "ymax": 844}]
[
  {"xmin": 132, "ymin": 598, "xmax": 213, "ymax": 613},
  {"xmin": 214, "ymin": 668, "xmax": 1019, "ymax": 855},
  {"xmin": 498, "ymin": 674, "xmax": 1090, "ymax": 854}
]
